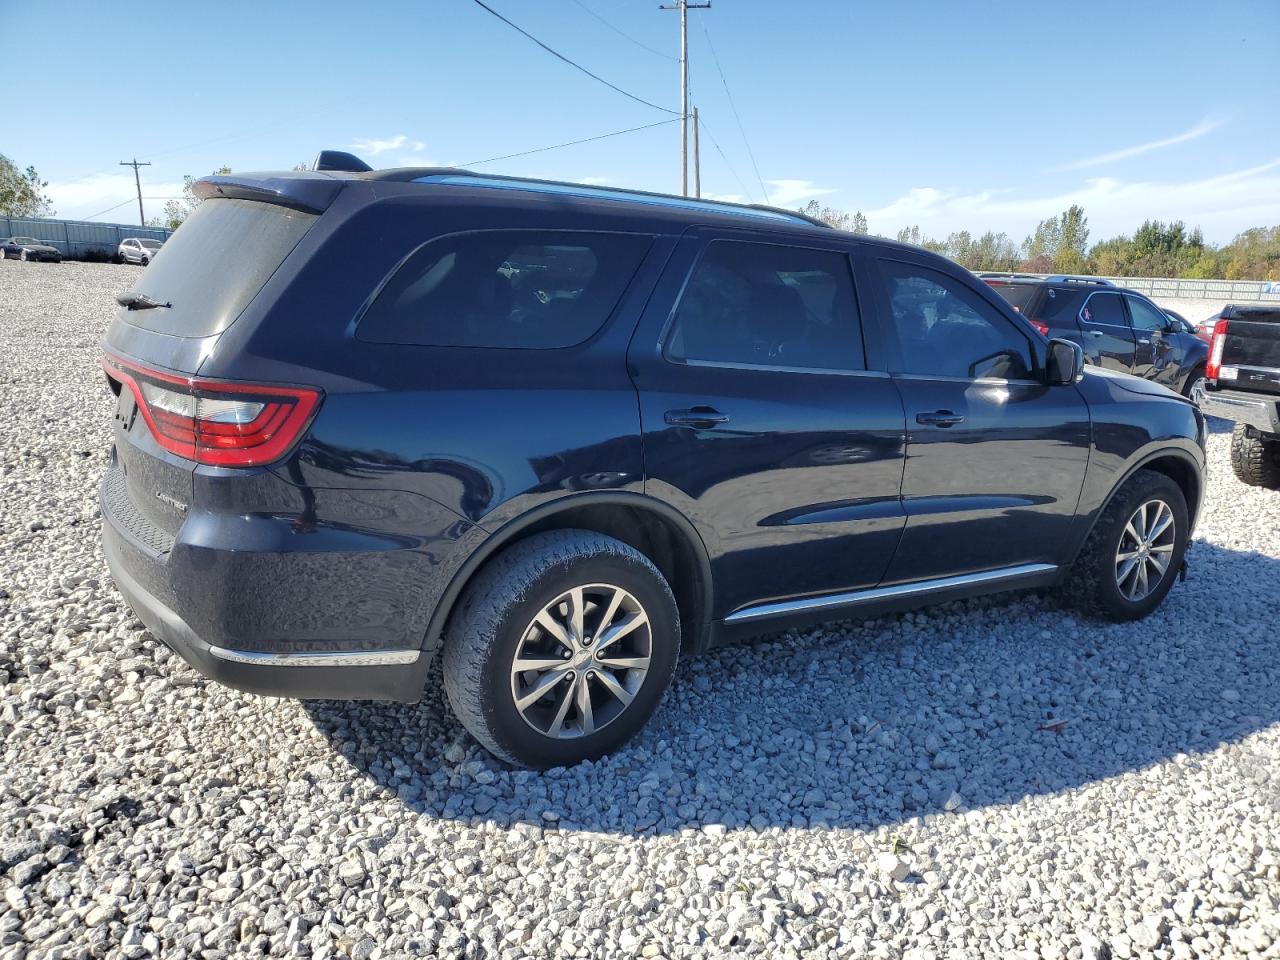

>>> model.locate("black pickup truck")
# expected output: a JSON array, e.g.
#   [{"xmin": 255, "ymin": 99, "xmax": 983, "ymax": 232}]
[{"xmin": 1201, "ymin": 304, "xmax": 1280, "ymax": 488}]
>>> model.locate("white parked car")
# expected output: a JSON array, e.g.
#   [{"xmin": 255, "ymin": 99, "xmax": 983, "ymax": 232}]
[{"xmin": 118, "ymin": 238, "xmax": 164, "ymax": 265}]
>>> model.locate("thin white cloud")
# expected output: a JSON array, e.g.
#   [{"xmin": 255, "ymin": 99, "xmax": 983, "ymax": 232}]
[
  {"xmin": 863, "ymin": 158, "xmax": 1280, "ymax": 243},
  {"xmin": 46, "ymin": 172, "xmax": 187, "ymax": 222},
  {"xmin": 765, "ymin": 179, "xmax": 838, "ymax": 207},
  {"xmin": 578, "ymin": 176, "xmax": 612, "ymax": 186},
  {"xmin": 704, "ymin": 191, "xmax": 748, "ymax": 204},
  {"xmin": 348, "ymin": 135, "xmax": 411, "ymax": 156},
  {"xmin": 1055, "ymin": 117, "xmax": 1223, "ymax": 171}
]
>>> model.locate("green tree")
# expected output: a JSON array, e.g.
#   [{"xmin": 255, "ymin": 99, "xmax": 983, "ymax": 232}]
[
  {"xmin": 799, "ymin": 200, "xmax": 869, "ymax": 234},
  {"xmin": 0, "ymin": 153, "xmax": 54, "ymax": 217}
]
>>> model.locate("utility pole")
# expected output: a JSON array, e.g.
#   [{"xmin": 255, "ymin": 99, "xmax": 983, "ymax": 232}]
[
  {"xmin": 692, "ymin": 105, "xmax": 701, "ymax": 198},
  {"xmin": 119, "ymin": 158, "xmax": 151, "ymax": 226},
  {"xmin": 659, "ymin": 0, "xmax": 710, "ymax": 196}
]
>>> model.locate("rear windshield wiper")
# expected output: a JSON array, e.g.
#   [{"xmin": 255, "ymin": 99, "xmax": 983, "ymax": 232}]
[{"xmin": 116, "ymin": 292, "xmax": 172, "ymax": 311}]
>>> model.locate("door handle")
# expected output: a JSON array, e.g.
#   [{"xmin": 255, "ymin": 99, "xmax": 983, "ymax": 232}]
[
  {"xmin": 1085, "ymin": 330, "xmax": 1105, "ymax": 338},
  {"xmin": 665, "ymin": 406, "xmax": 730, "ymax": 429},
  {"xmin": 1136, "ymin": 337, "xmax": 1151, "ymax": 345},
  {"xmin": 916, "ymin": 410, "xmax": 965, "ymax": 427}
]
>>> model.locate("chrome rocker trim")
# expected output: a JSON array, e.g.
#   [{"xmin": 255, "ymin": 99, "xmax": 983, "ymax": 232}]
[
  {"xmin": 208, "ymin": 646, "xmax": 422, "ymax": 667},
  {"xmin": 724, "ymin": 563, "xmax": 1058, "ymax": 624}
]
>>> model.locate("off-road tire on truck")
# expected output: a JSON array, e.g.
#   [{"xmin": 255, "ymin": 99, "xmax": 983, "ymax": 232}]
[{"xmin": 1230, "ymin": 423, "xmax": 1280, "ymax": 489}]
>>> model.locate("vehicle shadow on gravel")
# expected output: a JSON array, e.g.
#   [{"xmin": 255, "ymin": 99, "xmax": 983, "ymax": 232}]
[{"xmin": 302, "ymin": 538, "xmax": 1279, "ymax": 836}]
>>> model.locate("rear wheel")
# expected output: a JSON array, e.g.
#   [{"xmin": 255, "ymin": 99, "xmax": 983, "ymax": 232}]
[
  {"xmin": 1062, "ymin": 469, "xmax": 1188, "ymax": 621},
  {"xmin": 1230, "ymin": 424, "xmax": 1280, "ymax": 489},
  {"xmin": 443, "ymin": 530, "xmax": 680, "ymax": 768}
]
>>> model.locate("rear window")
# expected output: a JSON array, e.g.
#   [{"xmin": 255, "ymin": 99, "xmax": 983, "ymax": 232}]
[
  {"xmin": 358, "ymin": 230, "xmax": 651, "ymax": 349},
  {"xmin": 985, "ymin": 282, "xmax": 1039, "ymax": 314},
  {"xmin": 119, "ymin": 199, "xmax": 317, "ymax": 338},
  {"xmin": 1031, "ymin": 287, "xmax": 1086, "ymax": 327}
]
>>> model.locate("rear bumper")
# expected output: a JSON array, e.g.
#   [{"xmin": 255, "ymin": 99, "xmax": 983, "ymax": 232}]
[
  {"xmin": 105, "ymin": 524, "xmax": 429, "ymax": 701},
  {"xmin": 1201, "ymin": 387, "xmax": 1280, "ymax": 434}
]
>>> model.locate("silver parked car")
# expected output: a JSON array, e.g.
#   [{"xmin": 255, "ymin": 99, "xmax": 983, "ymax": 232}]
[{"xmin": 118, "ymin": 238, "xmax": 164, "ymax": 265}]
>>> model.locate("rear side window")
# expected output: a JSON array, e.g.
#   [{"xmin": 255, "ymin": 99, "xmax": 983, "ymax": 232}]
[
  {"xmin": 665, "ymin": 240, "xmax": 865, "ymax": 371},
  {"xmin": 359, "ymin": 231, "xmax": 652, "ymax": 349},
  {"xmin": 120, "ymin": 199, "xmax": 317, "ymax": 338},
  {"xmin": 1081, "ymin": 292, "xmax": 1127, "ymax": 327}
]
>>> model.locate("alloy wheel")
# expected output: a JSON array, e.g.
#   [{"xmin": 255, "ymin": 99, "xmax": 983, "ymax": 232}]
[
  {"xmin": 1187, "ymin": 376, "xmax": 1207, "ymax": 407},
  {"xmin": 1114, "ymin": 499, "xmax": 1176, "ymax": 601},
  {"xmin": 509, "ymin": 583, "xmax": 652, "ymax": 739}
]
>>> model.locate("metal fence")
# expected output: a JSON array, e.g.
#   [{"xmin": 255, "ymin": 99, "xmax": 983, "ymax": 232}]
[
  {"xmin": 1101, "ymin": 276, "xmax": 1280, "ymax": 303},
  {"xmin": 0, "ymin": 216, "xmax": 173, "ymax": 260},
  {"xmin": 988, "ymin": 272, "xmax": 1280, "ymax": 303}
]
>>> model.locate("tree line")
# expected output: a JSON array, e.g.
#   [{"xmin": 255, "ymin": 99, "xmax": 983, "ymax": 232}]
[{"xmin": 801, "ymin": 199, "xmax": 1280, "ymax": 282}]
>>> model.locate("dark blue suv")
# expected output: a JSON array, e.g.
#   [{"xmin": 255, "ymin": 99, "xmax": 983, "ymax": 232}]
[{"xmin": 101, "ymin": 159, "xmax": 1206, "ymax": 767}]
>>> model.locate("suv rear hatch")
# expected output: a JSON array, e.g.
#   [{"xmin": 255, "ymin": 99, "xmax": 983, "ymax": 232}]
[
  {"xmin": 1212, "ymin": 307, "xmax": 1280, "ymax": 396},
  {"xmin": 102, "ymin": 192, "xmax": 323, "ymax": 549}
]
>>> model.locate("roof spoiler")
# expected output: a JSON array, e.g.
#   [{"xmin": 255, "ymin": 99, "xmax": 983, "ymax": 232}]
[
  {"xmin": 312, "ymin": 150, "xmax": 373, "ymax": 173},
  {"xmin": 193, "ymin": 173, "xmax": 347, "ymax": 214}
]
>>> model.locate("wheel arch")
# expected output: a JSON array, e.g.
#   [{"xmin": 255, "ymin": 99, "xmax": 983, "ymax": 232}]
[
  {"xmin": 1074, "ymin": 447, "xmax": 1203, "ymax": 565},
  {"xmin": 427, "ymin": 492, "xmax": 715, "ymax": 656}
]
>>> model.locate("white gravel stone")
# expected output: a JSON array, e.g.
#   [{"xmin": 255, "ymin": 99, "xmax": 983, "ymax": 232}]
[{"xmin": 1, "ymin": 261, "xmax": 1279, "ymax": 958}]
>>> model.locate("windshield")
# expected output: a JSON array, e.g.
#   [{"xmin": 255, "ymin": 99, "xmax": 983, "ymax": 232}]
[
  {"xmin": 140, "ymin": 240, "xmax": 162, "ymax": 250},
  {"xmin": 119, "ymin": 198, "xmax": 317, "ymax": 338},
  {"xmin": 13, "ymin": 237, "xmax": 39, "ymax": 245}
]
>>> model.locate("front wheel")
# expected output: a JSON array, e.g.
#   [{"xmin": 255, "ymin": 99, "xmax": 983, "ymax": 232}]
[
  {"xmin": 19, "ymin": 250, "xmax": 27, "ymax": 261},
  {"xmin": 1062, "ymin": 469, "xmax": 1189, "ymax": 621},
  {"xmin": 1182, "ymin": 366, "xmax": 1207, "ymax": 407},
  {"xmin": 443, "ymin": 530, "xmax": 680, "ymax": 768}
]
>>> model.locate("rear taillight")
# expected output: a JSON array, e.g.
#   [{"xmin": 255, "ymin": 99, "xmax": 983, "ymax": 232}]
[
  {"xmin": 102, "ymin": 352, "xmax": 321, "ymax": 467},
  {"xmin": 1028, "ymin": 318, "xmax": 1050, "ymax": 337},
  {"xmin": 1206, "ymin": 319, "xmax": 1230, "ymax": 380}
]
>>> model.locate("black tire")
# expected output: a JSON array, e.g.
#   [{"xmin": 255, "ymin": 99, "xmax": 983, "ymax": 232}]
[
  {"xmin": 1230, "ymin": 424, "xmax": 1280, "ymax": 489},
  {"xmin": 442, "ymin": 529, "xmax": 680, "ymax": 768},
  {"xmin": 1181, "ymin": 364, "xmax": 1206, "ymax": 406},
  {"xmin": 1061, "ymin": 469, "xmax": 1189, "ymax": 622},
  {"xmin": 141, "ymin": 256, "xmax": 150, "ymax": 266}
]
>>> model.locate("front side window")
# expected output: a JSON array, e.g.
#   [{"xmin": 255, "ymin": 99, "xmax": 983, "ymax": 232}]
[
  {"xmin": 879, "ymin": 260, "xmax": 1032, "ymax": 380},
  {"xmin": 358, "ymin": 230, "xmax": 652, "ymax": 349},
  {"xmin": 1126, "ymin": 295, "xmax": 1168, "ymax": 332},
  {"xmin": 665, "ymin": 240, "xmax": 865, "ymax": 371},
  {"xmin": 1080, "ymin": 292, "xmax": 1127, "ymax": 328}
]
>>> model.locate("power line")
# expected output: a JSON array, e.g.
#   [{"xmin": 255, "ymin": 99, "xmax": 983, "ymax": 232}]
[
  {"xmin": 470, "ymin": 0, "xmax": 678, "ymax": 115},
  {"xmin": 695, "ymin": 115, "xmax": 756, "ymax": 204},
  {"xmin": 78, "ymin": 198, "xmax": 138, "ymax": 221},
  {"xmin": 567, "ymin": 0, "xmax": 676, "ymax": 61},
  {"xmin": 461, "ymin": 119, "xmax": 679, "ymax": 167},
  {"xmin": 701, "ymin": 22, "xmax": 770, "ymax": 205}
]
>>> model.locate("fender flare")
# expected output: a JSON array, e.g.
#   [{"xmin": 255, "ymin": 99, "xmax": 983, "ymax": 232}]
[
  {"xmin": 422, "ymin": 490, "xmax": 715, "ymax": 654},
  {"xmin": 1071, "ymin": 445, "xmax": 1203, "ymax": 564}
]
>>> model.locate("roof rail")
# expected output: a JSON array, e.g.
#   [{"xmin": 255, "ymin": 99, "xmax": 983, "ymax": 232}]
[
  {"xmin": 1044, "ymin": 275, "xmax": 1116, "ymax": 287},
  {"xmin": 309, "ymin": 150, "xmax": 830, "ymax": 228},
  {"xmin": 975, "ymin": 272, "xmax": 1043, "ymax": 281}
]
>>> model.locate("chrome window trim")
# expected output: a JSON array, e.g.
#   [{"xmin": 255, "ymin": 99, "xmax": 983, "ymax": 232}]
[
  {"xmin": 724, "ymin": 563, "xmax": 1058, "ymax": 624},
  {"xmin": 208, "ymin": 646, "xmax": 421, "ymax": 667},
  {"xmin": 675, "ymin": 357, "xmax": 890, "ymax": 378}
]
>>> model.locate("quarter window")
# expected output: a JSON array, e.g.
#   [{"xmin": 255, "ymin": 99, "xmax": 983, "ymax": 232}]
[
  {"xmin": 1080, "ymin": 292, "xmax": 1127, "ymax": 327},
  {"xmin": 665, "ymin": 240, "xmax": 865, "ymax": 371},
  {"xmin": 879, "ymin": 260, "xmax": 1032, "ymax": 380},
  {"xmin": 1126, "ymin": 296, "xmax": 1168, "ymax": 332},
  {"xmin": 359, "ymin": 231, "xmax": 652, "ymax": 348}
]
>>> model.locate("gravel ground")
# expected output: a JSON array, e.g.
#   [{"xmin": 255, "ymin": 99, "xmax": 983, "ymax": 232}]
[{"xmin": 2, "ymin": 260, "xmax": 1279, "ymax": 960}]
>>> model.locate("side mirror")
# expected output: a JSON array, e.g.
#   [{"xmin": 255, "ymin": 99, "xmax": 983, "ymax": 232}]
[{"xmin": 1045, "ymin": 338, "xmax": 1084, "ymax": 385}]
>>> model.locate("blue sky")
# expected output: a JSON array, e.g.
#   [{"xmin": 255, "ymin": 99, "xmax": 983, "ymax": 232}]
[{"xmin": 4, "ymin": 0, "xmax": 1278, "ymax": 243}]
